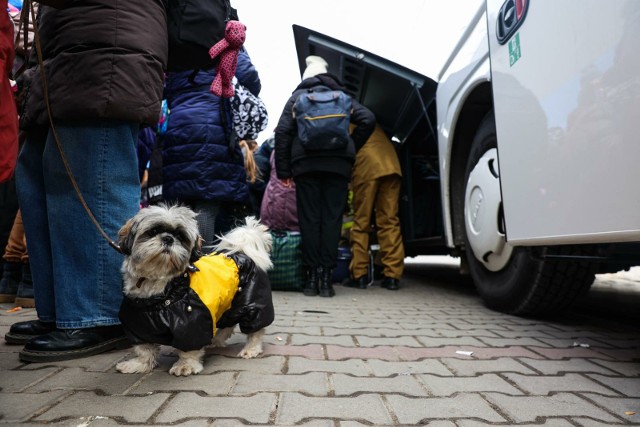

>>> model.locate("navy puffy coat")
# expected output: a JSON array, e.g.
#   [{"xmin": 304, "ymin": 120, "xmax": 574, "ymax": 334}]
[{"xmin": 161, "ymin": 49, "xmax": 261, "ymax": 204}]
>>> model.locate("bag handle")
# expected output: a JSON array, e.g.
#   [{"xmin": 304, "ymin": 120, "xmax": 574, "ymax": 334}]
[{"xmin": 12, "ymin": 1, "xmax": 31, "ymax": 79}]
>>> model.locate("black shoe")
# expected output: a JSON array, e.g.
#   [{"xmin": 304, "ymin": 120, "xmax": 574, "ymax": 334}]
[
  {"xmin": 5, "ymin": 319, "xmax": 56, "ymax": 345},
  {"xmin": 343, "ymin": 276, "xmax": 368, "ymax": 289},
  {"xmin": 381, "ymin": 277, "xmax": 400, "ymax": 291},
  {"xmin": 19, "ymin": 325, "xmax": 130, "ymax": 363}
]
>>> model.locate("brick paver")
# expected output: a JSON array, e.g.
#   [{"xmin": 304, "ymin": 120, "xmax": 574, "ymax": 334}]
[
  {"xmin": 35, "ymin": 391, "xmax": 171, "ymax": 423},
  {"xmin": 0, "ymin": 262, "xmax": 638, "ymax": 425},
  {"xmin": 484, "ymin": 392, "xmax": 621, "ymax": 423},
  {"xmin": 418, "ymin": 373, "xmax": 523, "ymax": 396},
  {"xmin": 385, "ymin": 393, "xmax": 505, "ymax": 424}
]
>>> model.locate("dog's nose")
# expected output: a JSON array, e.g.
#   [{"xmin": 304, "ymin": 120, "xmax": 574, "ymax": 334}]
[{"xmin": 162, "ymin": 235, "xmax": 174, "ymax": 246}]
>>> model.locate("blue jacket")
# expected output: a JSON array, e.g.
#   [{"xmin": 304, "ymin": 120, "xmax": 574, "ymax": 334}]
[
  {"xmin": 136, "ymin": 126, "xmax": 156, "ymax": 181},
  {"xmin": 161, "ymin": 49, "xmax": 261, "ymax": 204}
]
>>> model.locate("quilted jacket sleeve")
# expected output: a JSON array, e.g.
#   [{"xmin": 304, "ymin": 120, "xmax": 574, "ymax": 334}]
[
  {"xmin": 235, "ymin": 48, "xmax": 261, "ymax": 96},
  {"xmin": 274, "ymin": 94, "xmax": 297, "ymax": 180}
]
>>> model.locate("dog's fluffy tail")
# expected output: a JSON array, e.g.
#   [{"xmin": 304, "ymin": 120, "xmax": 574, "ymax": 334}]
[{"xmin": 212, "ymin": 216, "xmax": 273, "ymax": 271}]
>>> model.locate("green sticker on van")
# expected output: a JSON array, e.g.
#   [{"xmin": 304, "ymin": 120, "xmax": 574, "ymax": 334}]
[{"xmin": 508, "ymin": 33, "xmax": 521, "ymax": 66}]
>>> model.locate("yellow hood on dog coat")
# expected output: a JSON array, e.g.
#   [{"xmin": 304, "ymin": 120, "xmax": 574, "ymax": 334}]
[{"xmin": 191, "ymin": 253, "xmax": 239, "ymax": 335}]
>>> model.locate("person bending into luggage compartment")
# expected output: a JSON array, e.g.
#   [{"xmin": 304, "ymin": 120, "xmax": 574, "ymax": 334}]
[
  {"xmin": 343, "ymin": 123, "xmax": 404, "ymax": 291},
  {"xmin": 274, "ymin": 55, "xmax": 375, "ymax": 298}
]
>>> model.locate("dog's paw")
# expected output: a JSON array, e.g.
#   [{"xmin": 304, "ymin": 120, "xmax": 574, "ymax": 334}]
[
  {"xmin": 169, "ymin": 358, "xmax": 203, "ymax": 376},
  {"xmin": 238, "ymin": 345, "xmax": 263, "ymax": 359},
  {"xmin": 116, "ymin": 358, "xmax": 154, "ymax": 374}
]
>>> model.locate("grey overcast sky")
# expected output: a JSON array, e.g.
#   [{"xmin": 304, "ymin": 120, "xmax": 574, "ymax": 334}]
[{"xmin": 233, "ymin": 0, "xmax": 482, "ymax": 142}]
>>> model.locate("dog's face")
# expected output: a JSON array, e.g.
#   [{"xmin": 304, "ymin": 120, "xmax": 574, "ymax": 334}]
[{"xmin": 118, "ymin": 204, "xmax": 201, "ymax": 280}]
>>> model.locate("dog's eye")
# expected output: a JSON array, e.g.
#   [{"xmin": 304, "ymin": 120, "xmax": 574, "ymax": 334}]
[
  {"xmin": 147, "ymin": 227, "xmax": 162, "ymax": 237},
  {"xmin": 175, "ymin": 230, "xmax": 189, "ymax": 243}
]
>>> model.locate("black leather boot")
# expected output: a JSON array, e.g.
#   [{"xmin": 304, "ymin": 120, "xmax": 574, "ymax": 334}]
[
  {"xmin": 318, "ymin": 266, "xmax": 335, "ymax": 298},
  {"xmin": 343, "ymin": 275, "xmax": 368, "ymax": 289},
  {"xmin": 0, "ymin": 261, "xmax": 21, "ymax": 303},
  {"xmin": 381, "ymin": 276, "xmax": 400, "ymax": 291},
  {"xmin": 15, "ymin": 263, "xmax": 34, "ymax": 308},
  {"xmin": 5, "ymin": 320, "xmax": 56, "ymax": 345},
  {"xmin": 302, "ymin": 266, "xmax": 319, "ymax": 296}
]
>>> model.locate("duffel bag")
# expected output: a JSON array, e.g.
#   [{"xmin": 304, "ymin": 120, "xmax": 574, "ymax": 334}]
[{"xmin": 268, "ymin": 230, "xmax": 303, "ymax": 292}]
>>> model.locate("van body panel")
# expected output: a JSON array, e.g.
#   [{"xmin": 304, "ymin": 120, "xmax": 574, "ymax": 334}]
[
  {"xmin": 436, "ymin": 7, "xmax": 491, "ymax": 248},
  {"xmin": 487, "ymin": 0, "xmax": 640, "ymax": 244},
  {"xmin": 438, "ymin": 63, "xmax": 492, "ymax": 248}
]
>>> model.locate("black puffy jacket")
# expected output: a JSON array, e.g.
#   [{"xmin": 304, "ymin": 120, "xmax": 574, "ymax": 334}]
[
  {"xmin": 274, "ymin": 73, "xmax": 376, "ymax": 180},
  {"xmin": 119, "ymin": 252, "xmax": 274, "ymax": 352},
  {"xmin": 19, "ymin": 0, "xmax": 167, "ymax": 129}
]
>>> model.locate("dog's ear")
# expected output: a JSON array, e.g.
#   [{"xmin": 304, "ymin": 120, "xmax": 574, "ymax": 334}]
[
  {"xmin": 189, "ymin": 235, "xmax": 203, "ymax": 263},
  {"xmin": 118, "ymin": 218, "xmax": 136, "ymax": 256}
]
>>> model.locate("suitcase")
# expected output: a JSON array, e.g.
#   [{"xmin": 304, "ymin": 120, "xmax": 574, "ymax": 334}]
[
  {"xmin": 268, "ymin": 230, "xmax": 303, "ymax": 292},
  {"xmin": 332, "ymin": 245, "xmax": 375, "ymax": 285},
  {"xmin": 332, "ymin": 246, "xmax": 352, "ymax": 283}
]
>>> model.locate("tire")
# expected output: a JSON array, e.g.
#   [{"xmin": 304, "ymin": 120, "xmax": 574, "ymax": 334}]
[{"xmin": 462, "ymin": 112, "xmax": 596, "ymax": 316}]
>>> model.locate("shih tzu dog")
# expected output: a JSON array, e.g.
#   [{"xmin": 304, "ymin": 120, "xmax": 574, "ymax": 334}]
[{"xmin": 115, "ymin": 204, "xmax": 274, "ymax": 376}]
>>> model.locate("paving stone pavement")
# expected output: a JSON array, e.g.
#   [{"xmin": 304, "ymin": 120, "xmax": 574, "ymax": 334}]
[{"xmin": 0, "ymin": 258, "xmax": 638, "ymax": 426}]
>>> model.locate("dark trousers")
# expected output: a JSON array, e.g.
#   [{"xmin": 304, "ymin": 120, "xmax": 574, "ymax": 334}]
[
  {"xmin": 0, "ymin": 177, "xmax": 19, "ymax": 268},
  {"xmin": 295, "ymin": 173, "xmax": 349, "ymax": 269}
]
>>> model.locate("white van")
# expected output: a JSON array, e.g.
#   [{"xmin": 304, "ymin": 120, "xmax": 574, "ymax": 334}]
[{"xmin": 292, "ymin": 0, "xmax": 640, "ymax": 316}]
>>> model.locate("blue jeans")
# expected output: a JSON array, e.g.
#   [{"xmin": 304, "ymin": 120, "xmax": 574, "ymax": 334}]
[{"xmin": 16, "ymin": 121, "xmax": 140, "ymax": 328}]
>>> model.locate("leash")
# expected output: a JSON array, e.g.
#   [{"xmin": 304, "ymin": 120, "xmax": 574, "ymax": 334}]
[{"xmin": 28, "ymin": 2, "xmax": 123, "ymax": 254}]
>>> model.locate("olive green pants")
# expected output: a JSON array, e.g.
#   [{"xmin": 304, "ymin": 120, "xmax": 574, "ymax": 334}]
[{"xmin": 349, "ymin": 174, "xmax": 404, "ymax": 280}]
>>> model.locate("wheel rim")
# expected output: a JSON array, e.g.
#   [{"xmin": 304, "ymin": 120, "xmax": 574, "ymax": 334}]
[{"xmin": 464, "ymin": 148, "xmax": 513, "ymax": 272}]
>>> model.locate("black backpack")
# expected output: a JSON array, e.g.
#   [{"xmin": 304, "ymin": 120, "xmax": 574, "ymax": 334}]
[
  {"xmin": 166, "ymin": 0, "xmax": 238, "ymax": 72},
  {"xmin": 293, "ymin": 86, "xmax": 353, "ymax": 151}
]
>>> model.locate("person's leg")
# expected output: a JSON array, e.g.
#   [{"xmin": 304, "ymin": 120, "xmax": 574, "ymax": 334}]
[
  {"xmin": 189, "ymin": 199, "xmax": 221, "ymax": 251},
  {"xmin": 0, "ymin": 176, "xmax": 19, "ymax": 270},
  {"xmin": 0, "ymin": 210, "xmax": 25, "ymax": 301},
  {"xmin": 295, "ymin": 175, "xmax": 323, "ymax": 296},
  {"xmin": 10, "ymin": 210, "xmax": 34, "ymax": 307},
  {"xmin": 4, "ymin": 210, "xmax": 26, "ymax": 260},
  {"xmin": 16, "ymin": 130, "xmax": 56, "ymax": 321},
  {"xmin": 318, "ymin": 175, "xmax": 349, "ymax": 269},
  {"xmin": 6, "ymin": 131, "xmax": 58, "ymax": 344},
  {"xmin": 316, "ymin": 175, "xmax": 348, "ymax": 297},
  {"xmin": 348, "ymin": 178, "xmax": 378, "ymax": 281},
  {"xmin": 375, "ymin": 174, "xmax": 404, "ymax": 288},
  {"xmin": 20, "ymin": 211, "xmax": 28, "ymax": 264},
  {"xmin": 44, "ymin": 121, "xmax": 140, "ymax": 327},
  {"xmin": 295, "ymin": 175, "xmax": 323, "ymax": 268},
  {"xmin": 16, "ymin": 121, "xmax": 139, "ymax": 360},
  {"xmin": 0, "ymin": 260, "xmax": 20, "ymax": 302}
]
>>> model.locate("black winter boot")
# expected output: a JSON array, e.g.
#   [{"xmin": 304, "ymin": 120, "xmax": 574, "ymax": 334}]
[
  {"xmin": 318, "ymin": 267, "xmax": 335, "ymax": 298},
  {"xmin": 15, "ymin": 263, "xmax": 34, "ymax": 308},
  {"xmin": 302, "ymin": 266, "xmax": 319, "ymax": 296},
  {"xmin": 0, "ymin": 262, "xmax": 21, "ymax": 303}
]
